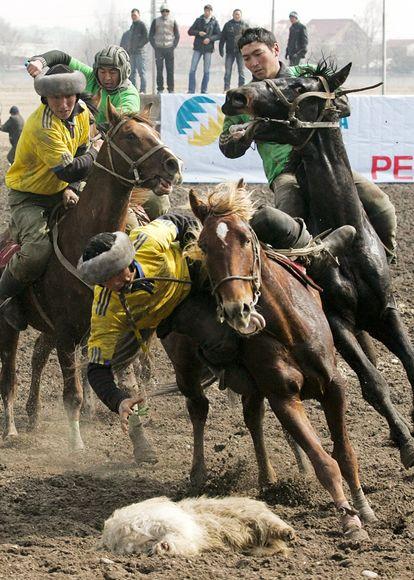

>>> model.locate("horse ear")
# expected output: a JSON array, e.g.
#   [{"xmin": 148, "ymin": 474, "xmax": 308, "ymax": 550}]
[
  {"xmin": 140, "ymin": 102, "xmax": 153, "ymax": 119},
  {"xmin": 236, "ymin": 178, "xmax": 245, "ymax": 189},
  {"xmin": 91, "ymin": 89, "xmax": 102, "ymax": 112},
  {"xmin": 328, "ymin": 63, "xmax": 352, "ymax": 92},
  {"xmin": 189, "ymin": 190, "xmax": 209, "ymax": 223},
  {"xmin": 106, "ymin": 97, "xmax": 121, "ymax": 126}
]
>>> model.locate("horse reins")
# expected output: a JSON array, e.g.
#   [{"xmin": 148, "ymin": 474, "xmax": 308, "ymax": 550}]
[
  {"xmin": 209, "ymin": 222, "xmax": 262, "ymax": 323},
  {"xmin": 93, "ymin": 117, "xmax": 180, "ymax": 187}
]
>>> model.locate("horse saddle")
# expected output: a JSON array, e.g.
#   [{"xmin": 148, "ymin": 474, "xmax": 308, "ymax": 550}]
[
  {"xmin": 0, "ymin": 229, "xmax": 20, "ymax": 270},
  {"xmin": 264, "ymin": 247, "xmax": 323, "ymax": 293}
]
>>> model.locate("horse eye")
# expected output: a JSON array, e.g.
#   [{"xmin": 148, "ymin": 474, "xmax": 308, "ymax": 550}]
[{"xmin": 125, "ymin": 133, "xmax": 136, "ymax": 141}]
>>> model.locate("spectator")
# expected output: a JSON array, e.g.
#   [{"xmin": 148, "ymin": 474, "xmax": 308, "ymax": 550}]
[
  {"xmin": 0, "ymin": 106, "xmax": 24, "ymax": 164},
  {"xmin": 188, "ymin": 4, "xmax": 221, "ymax": 94},
  {"xmin": 285, "ymin": 11, "xmax": 308, "ymax": 66},
  {"xmin": 149, "ymin": 3, "xmax": 180, "ymax": 94},
  {"xmin": 219, "ymin": 9, "xmax": 248, "ymax": 91},
  {"xmin": 124, "ymin": 8, "xmax": 149, "ymax": 93}
]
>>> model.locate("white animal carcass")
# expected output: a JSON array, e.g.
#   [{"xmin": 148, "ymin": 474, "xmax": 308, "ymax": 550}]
[{"xmin": 101, "ymin": 495, "xmax": 295, "ymax": 557}]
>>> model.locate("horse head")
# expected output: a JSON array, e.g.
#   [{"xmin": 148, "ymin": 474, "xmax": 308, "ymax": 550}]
[
  {"xmin": 222, "ymin": 61, "xmax": 352, "ymax": 146},
  {"xmin": 99, "ymin": 99, "xmax": 183, "ymax": 195},
  {"xmin": 189, "ymin": 180, "xmax": 266, "ymax": 336}
]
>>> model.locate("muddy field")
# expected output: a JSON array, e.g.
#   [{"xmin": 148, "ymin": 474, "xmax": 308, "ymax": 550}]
[{"xmin": 0, "ymin": 138, "xmax": 414, "ymax": 580}]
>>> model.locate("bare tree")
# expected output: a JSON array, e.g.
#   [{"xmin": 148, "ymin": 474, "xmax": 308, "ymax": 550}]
[{"xmin": 0, "ymin": 18, "xmax": 22, "ymax": 70}]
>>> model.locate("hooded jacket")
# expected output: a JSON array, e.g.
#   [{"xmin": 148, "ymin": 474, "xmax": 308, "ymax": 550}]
[{"xmin": 188, "ymin": 15, "xmax": 221, "ymax": 53}]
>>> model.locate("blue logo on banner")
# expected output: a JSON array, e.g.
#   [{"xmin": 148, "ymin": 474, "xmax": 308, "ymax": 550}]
[{"xmin": 176, "ymin": 96, "xmax": 224, "ymax": 146}]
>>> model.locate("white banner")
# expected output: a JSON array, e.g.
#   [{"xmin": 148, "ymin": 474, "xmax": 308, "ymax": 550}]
[{"xmin": 161, "ymin": 94, "xmax": 414, "ymax": 183}]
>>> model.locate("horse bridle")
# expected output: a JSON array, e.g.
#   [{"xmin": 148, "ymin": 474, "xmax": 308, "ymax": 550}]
[
  {"xmin": 93, "ymin": 117, "xmax": 180, "ymax": 186},
  {"xmin": 208, "ymin": 221, "xmax": 262, "ymax": 323}
]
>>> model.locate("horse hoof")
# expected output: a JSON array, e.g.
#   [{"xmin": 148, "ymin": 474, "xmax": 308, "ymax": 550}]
[
  {"xmin": 400, "ymin": 441, "xmax": 414, "ymax": 469},
  {"xmin": 343, "ymin": 526, "xmax": 370, "ymax": 542},
  {"xmin": 359, "ymin": 505, "xmax": 379, "ymax": 525}
]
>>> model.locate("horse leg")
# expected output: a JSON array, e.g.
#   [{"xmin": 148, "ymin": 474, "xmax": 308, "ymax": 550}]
[
  {"xmin": 162, "ymin": 333, "xmax": 209, "ymax": 488},
  {"xmin": 241, "ymin": 391, "xmax": 277, "ymax": 487},
  {"xmin": 79, "ymin": 343, "xmax": 96, "ymax": 420},
  {"xmin": 267, "ymin": 392, "xmax": 367, "ymax": 540},
  {"xmin": 370, "ymin": 306, "xmax": 414, "ymax": 426},
  {"xmin": 116, "ymin": 363, "xmax": 157, "ymax": 464},
  {"xmin": 330, "ymin": 316, "xmax": 414, "ymax": 469},
  {"xmin": 56, "ymin": 343, "xmax": 84, "ymax": 451},
  {"xmin": 321, "ymin": 373, "xmax": 378, "ymax": 524},
  {"xmin": 282, "ymin": 427, "xmax": 313, "ymax": 476},
  {"xmin": 356, "ymin": 331, "xmax": 377, "ymax": 367},
  {"xmin": 26, "ymin": 332, "xmax": 55, "ymax": 431},
  {"xmin": 0, "ymin": 324, "xmax": 19, "ymax": 438}
]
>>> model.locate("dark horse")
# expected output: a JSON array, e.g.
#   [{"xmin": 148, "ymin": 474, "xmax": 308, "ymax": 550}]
[
  {"xmin": 222, "ymin": 60, "xmax": 414, "ymax": 469},
  {"xmin": 162, "ymin": 182, "xmax": 377, "ymax": 539},
  {"xmin": 0, "ymin": 100, "xmax": 182, "ymax": 449}
]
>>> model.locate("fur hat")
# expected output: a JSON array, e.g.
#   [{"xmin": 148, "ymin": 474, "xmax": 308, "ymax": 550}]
[
  {"xmin": 34, "ymin": 65, "xmax": 86, "ymax": 97},
  {"xmin": 289, "ymin": 11, "xmax": 299, "ymax": 19},
  {"xmin": 77, "ymin": 231, "xmax": 136, "ymax": 286}
]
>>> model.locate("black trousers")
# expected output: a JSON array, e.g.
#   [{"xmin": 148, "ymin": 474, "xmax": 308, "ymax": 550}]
[{"xmin": 155, "ymin": 47, "xmax": 175, "ymax": 92}]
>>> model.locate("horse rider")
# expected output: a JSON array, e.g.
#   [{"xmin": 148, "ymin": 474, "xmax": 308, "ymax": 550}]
[
  {"xmin": 219, "ymin": 27, "xmax": 397, "ymax": 261},
  {"xmin": 0, "ymin": 65, "xmax": 103, "ymax": 331},
  {"xmin": 26, "ymin": 45, "xmax": 170, "ymax": 222},
  {"xmin": 77, "ymin": 211, "xmax": 355, "ymax": 432}
]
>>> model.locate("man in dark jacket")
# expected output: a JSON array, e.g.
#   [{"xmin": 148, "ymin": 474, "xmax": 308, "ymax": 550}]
[
  {"xmin": 1, "ymin": 106, "xmax": 24, "ymax": 164},
  {"xmin": 285, "ymin": 11, "xmax": 308, "ymax": 65},
  {"xmin": 123, "ymin": 8, "xmax": 149, "ymax": 93},
  {"xmin": 219, "ymin": 9, "xmax": 248, "ymax": 91},
  {"xmin": 149, "ymin": 4, "xmax": 180, "ymax": 94},
  {"xmin": 187, "ymin": 4, "xmax": 221, "ymax": 94}
]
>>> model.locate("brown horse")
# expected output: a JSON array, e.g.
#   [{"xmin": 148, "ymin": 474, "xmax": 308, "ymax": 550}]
[
  {"xmin": 162, "ymin": 183, "xmax": 376, "ymax": 539},
  {"xmin": 0, "ymin": 100, "xmax": 182, "ymax": 450}
]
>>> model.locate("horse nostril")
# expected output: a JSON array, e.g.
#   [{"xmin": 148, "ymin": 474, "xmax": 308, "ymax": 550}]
[
  {"xmin": 242, "ymin": 303, "xmax": 251, "ymax": 316},
  {"xmin": 232, "ymin": 93, "xmax": 247, "ymax": 109},
  {"xmin": 164, "ymin": 157, "xmax": 179, "ymax": 175}
]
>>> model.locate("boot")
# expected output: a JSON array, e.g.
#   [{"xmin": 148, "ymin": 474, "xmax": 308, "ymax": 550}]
[
  {"xmin": 309, "ymin": 225, "xmax": 357, "ymax": 271},
  {"xmin": 0, "ymin": 269, "xmax": 28, "ymax": 331}
]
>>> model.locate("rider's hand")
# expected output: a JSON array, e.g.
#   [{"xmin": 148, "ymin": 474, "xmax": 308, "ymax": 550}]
[
  {"xmin": 63, "ymin": 188, "xmax": 79, "ymax": 209},
  {"xmin": 26, "ymin": 60, "xmax": 43, "ymax": 77},
  {"xmin": 118, "ymin": 396, "xmax": 144, "ymax": 434},
  {"xmin": 229, "ymin": 130, "xmax": 246, "ymax": 141},
  {"xmin": 91, "ymin": 138, "xmax": 104, "ymax": 153}
]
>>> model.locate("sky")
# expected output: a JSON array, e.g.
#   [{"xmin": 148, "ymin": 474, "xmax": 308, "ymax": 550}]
[{"xmin": 2, "ymin": 0, "xmax": 413, "ymax": 40}]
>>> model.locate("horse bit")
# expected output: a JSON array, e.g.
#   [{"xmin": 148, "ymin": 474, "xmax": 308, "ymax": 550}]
[
  {"xmin": 93, "ymin": 117, "xmax": 178, "ymax": 186},
  {"xmin": 209, "ymin": 223, "xmax": 262, "ymax": 323}
]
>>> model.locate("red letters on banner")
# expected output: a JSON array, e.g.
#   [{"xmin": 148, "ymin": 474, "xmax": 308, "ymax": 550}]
[{"xmin": 371, "ymin": 155, "xmax": 413, "ymax": 181}]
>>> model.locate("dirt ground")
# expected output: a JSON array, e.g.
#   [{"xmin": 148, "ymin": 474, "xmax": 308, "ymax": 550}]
[{"xmin": 1, "ymin": 137, "xmax": 414, "ymax": 580}]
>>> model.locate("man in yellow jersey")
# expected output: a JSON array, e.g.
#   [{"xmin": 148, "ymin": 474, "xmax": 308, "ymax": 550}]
[
  {"xmin": 77, "ymin": 214, "xmax": 194, "ymax": 432},
  {"xmin": 1, "ymin": 65, "xmax": 102, "ymax": 331}
]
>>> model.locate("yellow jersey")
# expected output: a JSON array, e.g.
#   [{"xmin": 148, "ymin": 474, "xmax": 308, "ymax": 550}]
[
  {"xmin": 6, "ymin": 102, "xmax": 90, "ymax": 194},
  {"xmin": 88, "ymin": 219, "xmax": 192, "ymax": 366}
]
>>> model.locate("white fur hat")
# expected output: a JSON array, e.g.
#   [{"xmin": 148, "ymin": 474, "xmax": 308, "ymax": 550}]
[
  {"xmin": 34, "ymin": 65, "xmax": 86, "ymax": 97},
  {"xmin": 77, "ymin": 231, "xmax": 136, "ymax": 286}
]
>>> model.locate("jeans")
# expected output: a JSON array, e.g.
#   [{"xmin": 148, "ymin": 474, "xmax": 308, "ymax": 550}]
[
  {"xmin": 130, "ymin": 49, "xmax": 147, "ymax": 93},
  {"xmin": 155, "ymin": 47, "xmax": 175, "ymax": 92},
  {"xmin": 224, "ymin": 52, "xmax": 245, "ymax": 91},
  {"xmin": 188, "ymin": 51, "xmax": 212, "ymax": 94}
]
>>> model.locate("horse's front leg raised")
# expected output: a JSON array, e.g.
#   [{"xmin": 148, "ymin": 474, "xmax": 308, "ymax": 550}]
[
  {"xmin": 56, "ymin": 342, "xmax": 84, "ymax": 451},
  {"xmin": 330, "ymin": 315, "xmax": 414, "ymax": 469},
  {"xmin": 267, "ymin": 392, "xmax": 368, "ymax": 540},
  {"xmin": 0, "ymin": 323, "xmax": 19, "ymax": 439},
  {"xmin": 26, "ymin": 332, "xmax": 56, "ymax": 431}
]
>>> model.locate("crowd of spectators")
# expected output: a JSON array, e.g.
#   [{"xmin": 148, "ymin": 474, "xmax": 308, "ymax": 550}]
[{"xmin": 120, "ymin": 5, "xmax": 308, "ymax": 94}]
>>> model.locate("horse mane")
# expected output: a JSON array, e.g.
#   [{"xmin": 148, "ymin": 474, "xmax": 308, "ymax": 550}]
[
  {"xmin": 206, "ymin": 182, "xmax": 256, "ymax": 222},
  {"xmin": 299, "ymin": 56, "xmax": 338, "ymax": 80},
  {"xmin": 122, "ymin": 111, "xmax": 155, "ymax": 128}
]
